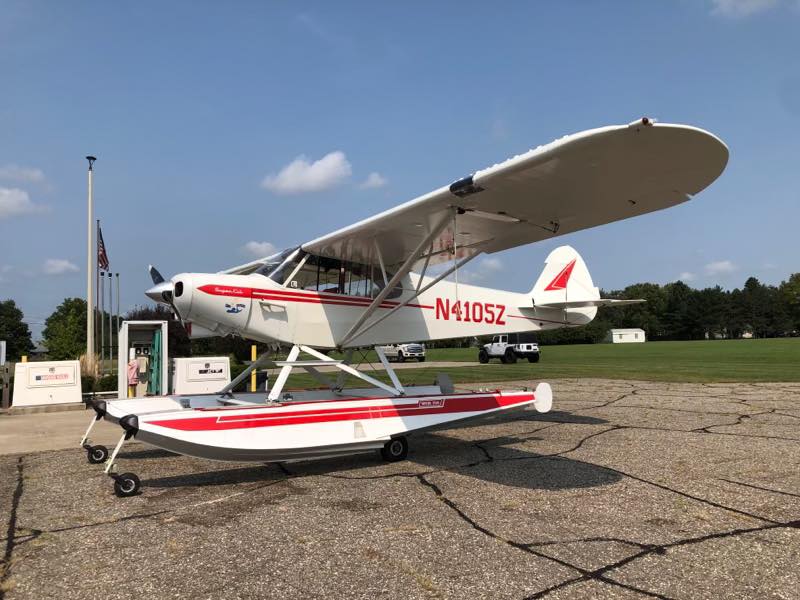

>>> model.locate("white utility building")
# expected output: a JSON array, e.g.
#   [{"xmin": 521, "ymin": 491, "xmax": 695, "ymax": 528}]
[{"xmin": 605, "ymin": 328, "xmax": 646, "ymax": 343}]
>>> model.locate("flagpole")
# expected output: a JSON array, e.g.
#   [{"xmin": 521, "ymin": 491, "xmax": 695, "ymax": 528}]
[{"xmin": 85, "ymin": 157, "xmax": 96, "ymax": 374}]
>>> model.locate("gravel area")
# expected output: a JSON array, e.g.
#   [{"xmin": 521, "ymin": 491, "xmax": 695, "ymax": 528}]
[{"xmin": 1, "ymin": 379, "xmax": 798, "ymax": 599}]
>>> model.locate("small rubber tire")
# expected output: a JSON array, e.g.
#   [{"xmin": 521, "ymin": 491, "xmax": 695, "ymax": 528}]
[
  {"xmin": 504, "ymin": 348, "xmax": 517, "ymax": 364},
  {"xmin": 417, "ymin": 357, "xmax": 425, "ymax": 362},
  {"xmin": 528, "ymin": 354, "xmax": 540, "ymax": 363},
  {"xmin": 397, "ymin": 351, "xmax": 405, "ymax": 363},
  {"xmin": 478, "ymin": 349, "xmax": 489, "ymax": 364},
  {"xmin": 113, "ymin": 473, "xmax": 141, "ymax": 498},
  {"xmin": 87, "ymin": 445, "xmax": 109, "ymax": 464},
  {"xmin": 380, "ymin": 437, "xmax": 408, "ymax": 462}
]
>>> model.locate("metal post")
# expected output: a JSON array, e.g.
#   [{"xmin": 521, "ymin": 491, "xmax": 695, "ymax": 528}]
[
  {"xmin": 107, "ymin": 271, "xmax": 113, "ymax": 374},
  {"xmin": 99, "ymin": 270, "xmax": 105, "ymax": 374},
  {"xmin": 1, "ymin": 341, "xmax": 9, "ymax": 408},
  {"xmin": 115, "ymin": 273, "xmax": 120, "ymax": 365},
  {"xmin": 250, "ymin": 344, "xmax": 257, "ymax": 392},
  {"xmin": 95, "ymin": 221, "xmax": 99, "ymax": 362},
  {"xmin": 85, "ymin": 157, "xmax": 96, "ymax": 373}
]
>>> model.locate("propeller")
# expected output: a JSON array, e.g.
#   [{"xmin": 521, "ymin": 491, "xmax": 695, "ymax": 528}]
[
  {"xmin": 148, "ymin": 264, "xmax": 165, "ymax": 285},
  {"xmin": 145, "ymin": 265, "xmax": 181, "ymax": 321}
]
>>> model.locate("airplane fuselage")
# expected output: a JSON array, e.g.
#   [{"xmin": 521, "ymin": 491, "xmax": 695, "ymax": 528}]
[{"xmin": 170, "ymin": 270, "xmax": 595, "ymax": 349}]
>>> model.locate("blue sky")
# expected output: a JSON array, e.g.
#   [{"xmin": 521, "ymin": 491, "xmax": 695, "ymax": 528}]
[{"xmin": 1, "ymin": 1, "xmax": 798, "ymax": 338}]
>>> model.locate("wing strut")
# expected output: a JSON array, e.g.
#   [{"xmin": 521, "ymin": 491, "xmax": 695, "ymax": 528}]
[
  {"xmin": 338, "ymin": 214, "xmax": 452, "ymax": 348},
  {"xmin": 344, "ymin": 248, "xmax": 482, "ymax": 345}
]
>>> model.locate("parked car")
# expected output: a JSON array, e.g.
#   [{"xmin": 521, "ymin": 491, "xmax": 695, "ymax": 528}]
[
  {"xmin": 478, "ymin": 334, "xmax": 540, "ymax": 364},
  {"xmin": 378, "ymin": 343, "xmax": 426, "ymax": 362}
]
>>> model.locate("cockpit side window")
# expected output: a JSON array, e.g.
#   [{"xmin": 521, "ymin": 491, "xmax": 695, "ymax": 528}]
[{"xmin": 280, "ymin": 253, "xmax": 403, "ymax": 299}]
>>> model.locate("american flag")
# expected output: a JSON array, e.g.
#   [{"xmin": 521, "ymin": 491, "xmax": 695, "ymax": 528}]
[{"xmin": 97, "ymin": 225, "xmax": 110, "ymax": 271}]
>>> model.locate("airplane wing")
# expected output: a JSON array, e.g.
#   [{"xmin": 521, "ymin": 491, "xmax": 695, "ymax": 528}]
[{"xmin": 301, "ymin": 119, "xmax": 728, "ymax": 269}]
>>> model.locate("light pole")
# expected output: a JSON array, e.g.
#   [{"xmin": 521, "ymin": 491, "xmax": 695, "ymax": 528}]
[{"xmin": 86, "ymin": 156, "xmax": 96, "ymax": 374}]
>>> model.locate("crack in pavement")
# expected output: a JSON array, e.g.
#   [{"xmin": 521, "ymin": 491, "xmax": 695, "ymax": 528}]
[
  {"xmin": 719, "ymin": 478, "xmax": 800, "ymax": 500},
  {"xmin": 415, "ymin": 473, "xmax": 675, "ymax": 600},
  {"xmin": 0, "ymin": 457, "xmax": 24, "ymax": 600},
  {"xmin": 471, "ymin": 424, "xmax": 782, "ymax": 524},
  {"xmin": 522, "ymin": 519, "xmax": 800, "ymax": 599},
  {"xmin": 0, "ymin": 476, "xmax": 290, "ymax": 549}
]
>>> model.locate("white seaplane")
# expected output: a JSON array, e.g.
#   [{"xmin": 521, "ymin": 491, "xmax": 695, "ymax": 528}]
[{"xmin": 82, "ymin": 118, "xmax": 728, "ymax": 497}]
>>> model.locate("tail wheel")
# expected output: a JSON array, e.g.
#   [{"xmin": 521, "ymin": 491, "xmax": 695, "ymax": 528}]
[
  {"xmin": 113, "ymin": 473, "xmax": 141, "ymax": 498},
  {"xmin": 504, "ymin": 348, "xmax": 517, "ymax": 364},
  {"xmin": 478, "ymin": 349, "xmax": 489, "ymax": 364},
  {"xmin": 397, "ymin": 351, "xmax": 405, "ymax": 363},
  {"xmin": 380, "ymin": 437, "xmax": 408, "ymax": 462},
  {"xmin": 87, "ymin": 445, "xmax": 109, "ymax": 464}
]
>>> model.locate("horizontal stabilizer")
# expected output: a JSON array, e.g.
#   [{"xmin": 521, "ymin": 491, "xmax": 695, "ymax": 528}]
[{"xmin": 535, "ymin": 298, "xmax": 645, "ymax": 309}]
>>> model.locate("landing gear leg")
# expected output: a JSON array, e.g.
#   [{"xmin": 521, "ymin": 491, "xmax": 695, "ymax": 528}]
[
  {"xmin": 105, "ymin": 415, "xmax": 141, "ymax": 498},
  {"xmin": 80, "ymin": 412, "xmax": 109, "ymax": 464}
]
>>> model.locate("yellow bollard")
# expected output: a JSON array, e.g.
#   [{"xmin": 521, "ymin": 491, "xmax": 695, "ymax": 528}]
[
  {"xmin": 21, "ymin": 355, "xmax": 28, "ymax": 363},
  {"xmin": 251, "ymin": 345, "xmax": 257, "ymax": 392}
]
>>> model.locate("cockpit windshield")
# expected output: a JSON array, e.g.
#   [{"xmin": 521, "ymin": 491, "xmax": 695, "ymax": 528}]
[{"xmin": 253, "ymin": 247, "xmax": 300, "ymax": 278}]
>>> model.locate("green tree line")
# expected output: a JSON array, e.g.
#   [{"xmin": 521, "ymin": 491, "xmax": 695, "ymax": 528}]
[{"xmin": 537, "ymin": 274, "xmax": 800, "ymax": 345}]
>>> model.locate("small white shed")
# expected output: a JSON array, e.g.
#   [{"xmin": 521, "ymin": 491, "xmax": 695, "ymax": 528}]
[{"xmin": 605, "ymin": 328, "xmax": 646, "ymax": 344}]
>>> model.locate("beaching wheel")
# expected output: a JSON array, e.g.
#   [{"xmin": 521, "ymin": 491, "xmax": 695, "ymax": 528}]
[
  {"xmin": 113, "ymin": 473, "xmax": 141, "ymax": 498},
  {"xmin": 87, "ymin": 445, "xmax": 109, "ymax": 464},
  {"xmin": 381, "ymin": 437, "xmax": 408, "ymax": 462}
]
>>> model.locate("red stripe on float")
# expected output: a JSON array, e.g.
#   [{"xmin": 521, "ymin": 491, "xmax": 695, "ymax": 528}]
[{"xmin": 148, "ymin": 393, "xmax": 533, "ymax": 432}]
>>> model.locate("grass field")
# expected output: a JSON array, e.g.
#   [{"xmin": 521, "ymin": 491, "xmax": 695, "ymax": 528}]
[{"xmin": 278, "ymin": 339, "xmax": 800, "ymax": 389}]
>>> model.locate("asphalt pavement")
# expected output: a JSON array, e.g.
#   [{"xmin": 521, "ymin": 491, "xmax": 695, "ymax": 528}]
[{"xmin": 0, "ymin": 379, "xmax": 798, "ymax": 599}]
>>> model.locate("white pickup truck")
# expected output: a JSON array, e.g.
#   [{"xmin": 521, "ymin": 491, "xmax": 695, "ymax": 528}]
[
  {"xmin": 478, "ymin": 334, "xmax": 540, "ymax": 364},
  {"xmin": 377, "ymin": 343, "xmax": 426, "ymax": 362}
]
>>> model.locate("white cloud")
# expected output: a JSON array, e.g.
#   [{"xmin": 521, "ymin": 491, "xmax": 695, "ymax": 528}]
[
  {"xmin": 457, "ymin": 257, "xmax": 505, "ymax": 284},
  {"xmin": 490, "ymin": 117, "xmax": 509, "ymax": 141},
  {"xmin": 243, "ymin": 241, "xmax": 277, "ymax": 258},
  {"xmin": 0, "ymin": 164, "xmax": 45, "ymax": 183},
  {"xmin": 0, "ymin": 188, "xmax": 45, "ymax": 219},
  {"xmin": 705, "ymin": 260, "xmax": 737, "ymax": 275},
  {"xmin": 358, "ymin": 172, "xmax": 387, "ymax": 189},
  {"xmin": 678, "ymin": 271, "xmax": 697, "ymax": 282},
  {"xmin": 43, "ymin": 259, "xmax": 78, "ymax": 275},
  {"xmin": 481, "ymin": 257, "xmax": 504, "ymax": 271},
  {"xmin": 710, "ymin": 0, "xmax": 779, "ymax": 17},
  {"xmin": 261, "ymin": 151, "xmax": 352, "ymax": 195},
  {"xmin": 296, "ymin": 13, "xmax": 352, "ymax": 49}
]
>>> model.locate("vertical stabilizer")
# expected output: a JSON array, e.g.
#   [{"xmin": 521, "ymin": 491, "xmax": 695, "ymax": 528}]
[{"xmin": 530, "ymin": 246, "xmax": 599, "ymax": 307}]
